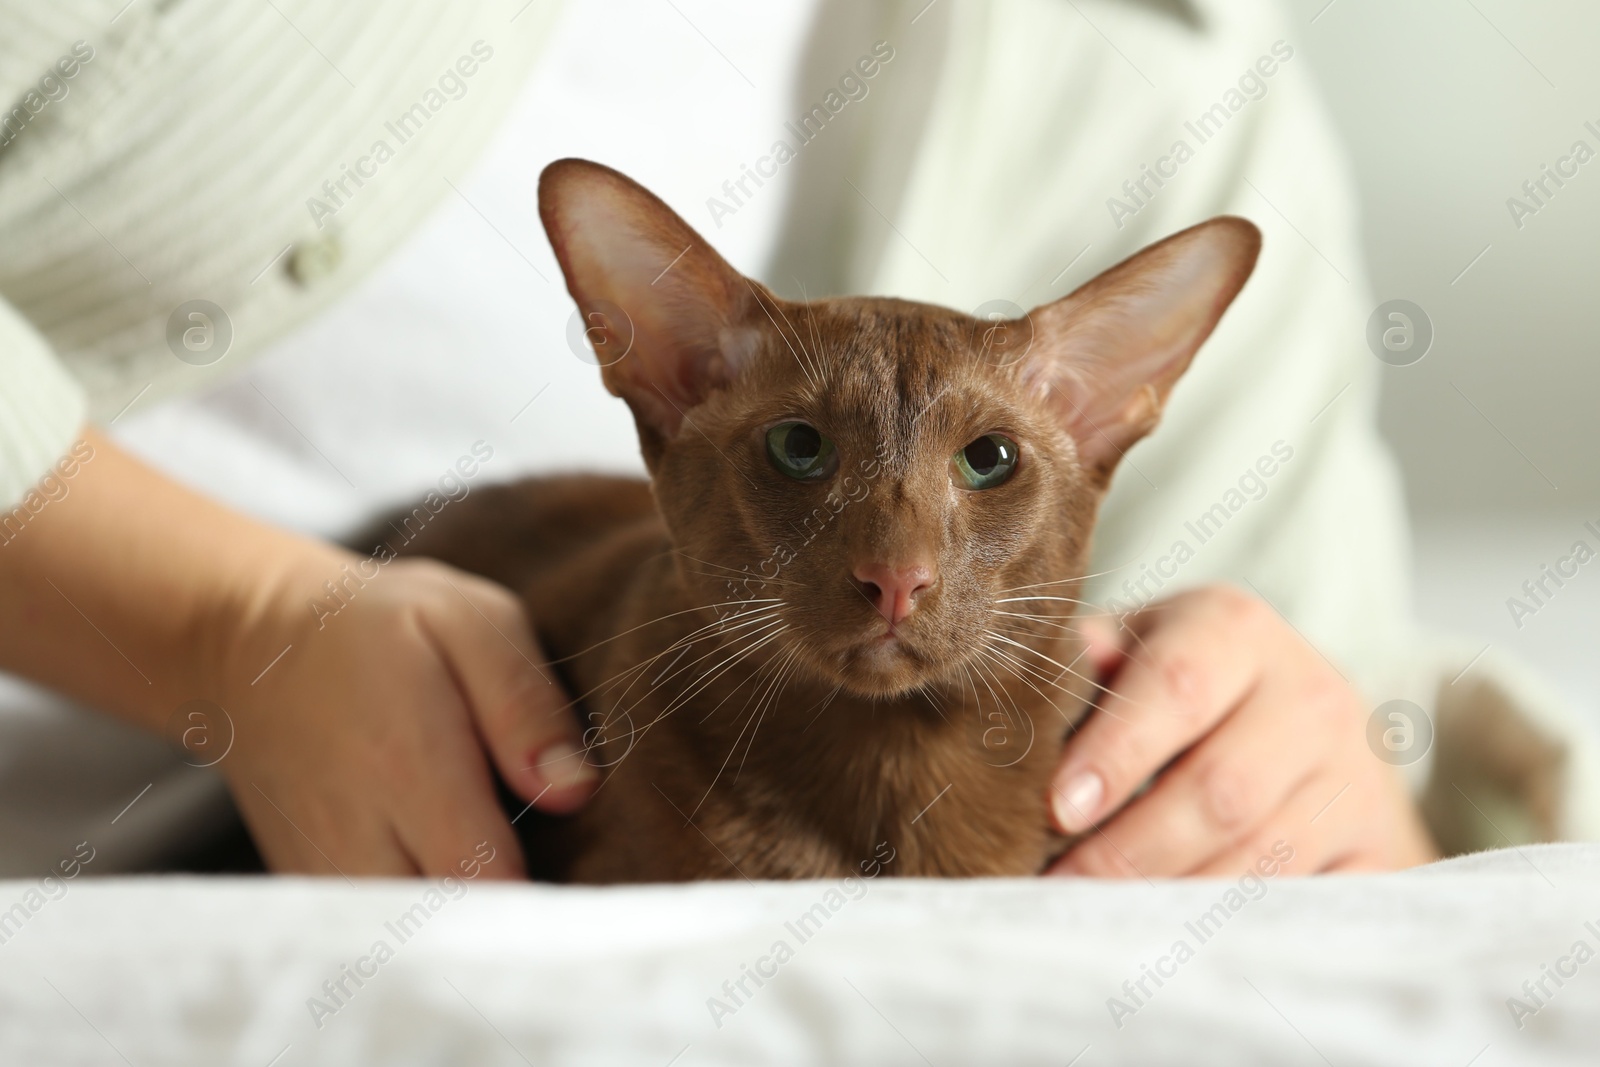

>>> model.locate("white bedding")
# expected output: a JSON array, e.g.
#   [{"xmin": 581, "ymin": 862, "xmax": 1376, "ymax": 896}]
[{"xmin": 5, "ymin": 845, "xmax": 1597, "ymax": 1065}]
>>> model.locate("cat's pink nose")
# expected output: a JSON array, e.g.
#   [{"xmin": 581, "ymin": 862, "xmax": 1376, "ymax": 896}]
[{"xmin": 852, "ymin": 562, "xmax": 936, "ymax": 627}]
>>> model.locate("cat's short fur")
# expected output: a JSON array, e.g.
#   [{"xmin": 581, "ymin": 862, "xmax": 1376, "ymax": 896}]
[{"xmin": 389, "ymin": 159, "xmax": 1260, "ymax": 883}]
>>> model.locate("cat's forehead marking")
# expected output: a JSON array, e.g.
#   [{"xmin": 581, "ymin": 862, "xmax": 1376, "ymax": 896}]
[{"xmin": 804, "ymin": 299, "xmax": 980, "ymax": 465}]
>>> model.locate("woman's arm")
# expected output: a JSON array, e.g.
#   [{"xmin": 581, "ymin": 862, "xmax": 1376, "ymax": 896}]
[{"xmin": 0, "ymin": 428, "xmax": 594, "ymax": 876}]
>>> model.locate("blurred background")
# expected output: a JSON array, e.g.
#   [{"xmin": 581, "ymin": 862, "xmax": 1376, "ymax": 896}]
[{"xmin": 1293, "ymin": 0, "xmax": 1600, "ymax": 721}]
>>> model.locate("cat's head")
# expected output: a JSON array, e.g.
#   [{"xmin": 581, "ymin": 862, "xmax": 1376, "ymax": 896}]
[{"xmin": 540, "ymin": 159, "xmax": 1258, "ymax": 700}]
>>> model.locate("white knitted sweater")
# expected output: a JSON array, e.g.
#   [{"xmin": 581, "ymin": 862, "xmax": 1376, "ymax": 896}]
[{"xmin": 0, "ymin": 0, "xmax": 561, "ymax": 503}]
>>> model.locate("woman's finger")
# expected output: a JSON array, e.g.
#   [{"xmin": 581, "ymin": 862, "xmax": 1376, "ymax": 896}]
[
  {"xmin": 1187, "ymin": 773, "xmax": 1354, "ymax": 878},
  {"xmin": 1047, "ymin": 586, "xmax": 1268, "ymax": 834},
  {"xmin": 392, "ymin": 743, "xmax": 528, "ymax": 883},
  {"xmin": 1049, "ymin": 659, "xmax": 1334, "ymax": 876},
  {"xmin": 237, "ymin": 778, "xmax": 418, "ymax": 877},
  {"xmin": 418, "ymin": 564, "xmax": 597, "ymax": 814}
]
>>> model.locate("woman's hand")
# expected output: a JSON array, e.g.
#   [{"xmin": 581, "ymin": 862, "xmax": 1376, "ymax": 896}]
[
  {"xmin": 1046, "ymin": 585, "xmax": 1436, "ymax": 877},
  {"xmin": 216, "ymin": 550, "xmax": 595, "ymax": 877},
  {"xmin": 0, "ymin": 429, "xmax": 593, "ymax": 878}
]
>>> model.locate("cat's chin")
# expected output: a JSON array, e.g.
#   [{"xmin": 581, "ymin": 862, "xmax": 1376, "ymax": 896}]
[{"xmin": 832, "ymin": 635, "xmax": 942, "ymax": 700}]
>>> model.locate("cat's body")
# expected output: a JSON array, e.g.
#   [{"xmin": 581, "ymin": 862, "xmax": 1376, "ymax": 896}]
[
  {"xmin": 378, "ymin": 160, "xmax": 1259, "ymax": 884},
  {"xmin": 394, "ymin": 465, "xmax": 1086, "ymax": 881}
]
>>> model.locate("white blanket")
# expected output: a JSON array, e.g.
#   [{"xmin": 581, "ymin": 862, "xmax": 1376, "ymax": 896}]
[{"xmin": 5, "ymin": 845, "xmax": 1597, "ymax": 1065}]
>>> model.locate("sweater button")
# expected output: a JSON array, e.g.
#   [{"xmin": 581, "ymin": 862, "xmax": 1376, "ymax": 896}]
[{"xmin": 288, "ymin": 234, "xmax": 343, "ymax": 285}]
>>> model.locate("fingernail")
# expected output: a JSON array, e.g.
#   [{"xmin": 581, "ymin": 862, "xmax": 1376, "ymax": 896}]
[
  {"xmin": 533, "ymin": 741, "xmax": 598, "ymax": 791},
  {"xmin": 1052, "ymin": 772, "xmax": 1103, "ymax": 832}
]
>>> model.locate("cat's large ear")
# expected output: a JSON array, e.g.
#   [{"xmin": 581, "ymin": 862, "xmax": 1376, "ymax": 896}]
[
  {"xmin": 1021, "ymin": 217, "xmax": 1261, "ymax": 485},
  {"xmin": 539, "ymin": 158, "xmax": 764, "ymax": 453}
]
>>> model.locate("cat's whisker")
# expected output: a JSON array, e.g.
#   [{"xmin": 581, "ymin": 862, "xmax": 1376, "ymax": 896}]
[
  {"xmin": 991, "ymin": 603, "xmax": 1125, "ymax": 622},
  {"xmin": 975, "ymin": 647, "xmax": 1078, "ymax": 736},
  {"xmin": 989, "ymin": 624, "xmax": 1089, "ymax": 648},
  {"xmin": 674, "ymin": 551, "xmax": 807, "ymax": 588},
  {"xmin": 622, "ymin": 621, "xmax": 791, "ymax": 737},
  {"xmin": 686, "ymin": 567, "xmax": 806, "ymax": 590},
  {"xmin": 988, "ymin": 611, "xmax": 1083, "ymax": 626},
  {"xmin": 583, "ymin": 621, "xmax": 795, "ymax": 796},
  {"xmin": 991, "ymin": 607, "xmax": 1080, "ymax": 619},
  {"xmin": 1103, "ymin": 619, "xmax": 1169, "ymax": 679},
  {"xmin": 983, "ymin": 631, "xmax": 1088, "ymax": 679},
  {"xmin": 994, "ymin": 595, "xmax": 1107, "ymax": 610},
  {"xmin": 645, "ymin": 624, "xmax": 788, "ymax": 729},
  {"xmin": 989, "ymin": 610, "xmax": 1088, "ymax": 635},
  {"xmin": 588, "ymin": 605, "xmax": 783, "ymax": 703},
  {"xmin": 989, "ymin": 621, "xmax": 1084, "ymax": 648},
  {"xmin": 615, "ymin": 629, "xmax": 794, "ymax": 778},
  {"xmin": 682, "ymin": 569, "xmax": 805, "ymax": 590},
  {"xmin": 585, "ymin": 610, "xmax": 786, "ymax": 727},
  {"xmin": 800, "ymin": 679, "xmax": 844, "ymax": 733},
  {"xmin": 673, "ymin": 551, "xmax": 758, "ymax": 576},
  {"xmin": 961, "ymin": 656, "xmax": 1032, "ymax": 742},
  {"xmin": 699, "ymin": 636, "xmax": 794, "ymax": 727},
  {"xmin": 989, "ymin": 611, "xmax": 1161, "ymax": 674},
  {"xmin": 545, "ymin": 598, "xmax": 784, "ymax": 666},
  {"xmin": 976, "ymin": 641, "xmax": 1098, "ymax": 727},
  {"xmin": 607, "ymin": 614, "xmax": 787, "ymax": 723},
  {"xmin": 772, "ymin": 296, "xmax": 828, "ymax": 384},
  {"xmin": 914, "ymin": 679, "xmax": 953, "ymax": 725},
  {"xmin": 729, "ymin": 644, "xmax": 804, "ymax": 786},
  {"xmin": 970, "ymin": 654, "xmax": 1034, "ymax": 742},
  {"xmin": 688, "ymin": 643, "xmax": 787, "ymax": 758},
  {"xmin": 972, "ymin": 643, "xmax": 1049, "ymax": 700},
  {"xmin": 980, "ymin": 629, "xmax": 1145, "ymax": 715},
  {"xmin": 795, "ymin": 279, "xmax": 823, "ymax": 359},
  {"xmin": 974, "ymin": 645, "xmax": 1055, "ymax": 710},
  {"xmin": 995, "ymin": 555, "xmax": 1152, "ymax": 595},
  {"xmin": 746, "ymin": 280, "xmax": 820, "ymax": 386},
  {"xmin": 987, "ymin": 612, "xmax": 1083, "ymax": 632},
  {"xmin": 801, "ymin": 295, "xmax": 829, "ymax": 384},
  {"xmin": 965, "ymin": 654, "xmax": 1011, "ymax": 727},
  {"xmin": 962, "ymin": 661, "xmax": 990, "ymax": 724}
]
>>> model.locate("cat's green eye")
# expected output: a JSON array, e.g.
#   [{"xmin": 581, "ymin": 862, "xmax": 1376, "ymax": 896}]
[
  {"xmin": 952, "ymin": 433, "xmax": 1019, "ymax": 490},
  {"xmin": 765, "ymin": 421, "xmax": 838, "ymax": 480}
]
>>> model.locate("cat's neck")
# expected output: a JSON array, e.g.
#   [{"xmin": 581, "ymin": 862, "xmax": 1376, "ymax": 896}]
[{"xmin": 646, "ymin": 613, "xmax": 1085, "ymax": 875}]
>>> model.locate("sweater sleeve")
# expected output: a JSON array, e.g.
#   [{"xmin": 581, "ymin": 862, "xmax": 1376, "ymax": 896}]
[{"xmin": 0, "ymin": 297, "xmax": 85, "ymax": 509}]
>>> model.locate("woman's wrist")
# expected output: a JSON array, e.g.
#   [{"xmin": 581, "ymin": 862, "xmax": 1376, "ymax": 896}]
[
  {"xmin": 0, "ymin": 427, "xmax": 345, "ymax": 735},
  {"xmin": 204, "ymin": 537, "xmax": 363, "ymax": 707}
]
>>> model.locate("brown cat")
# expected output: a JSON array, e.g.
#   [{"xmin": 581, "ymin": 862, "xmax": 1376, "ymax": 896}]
[{"xmin": 389, "ymin": 159, "xmax": 1260, "ymax": 883}]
